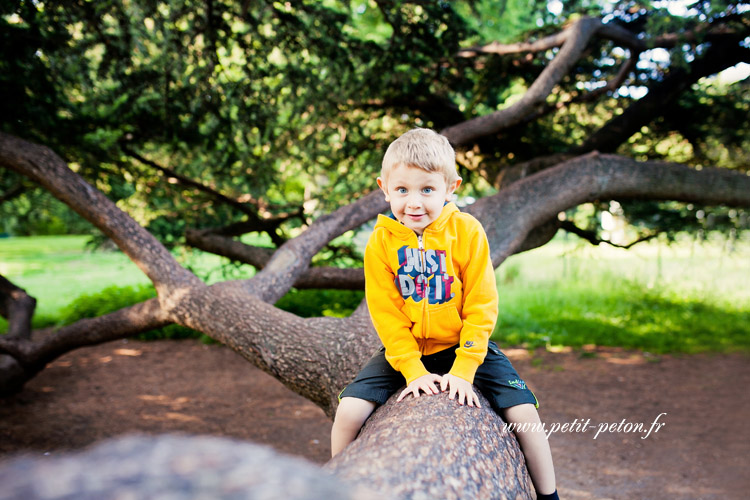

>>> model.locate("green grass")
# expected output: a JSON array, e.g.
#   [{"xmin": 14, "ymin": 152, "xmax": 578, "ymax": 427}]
[
  {"xmin": 492, "ymin": 234, "xmax": 750, "ymax": 354},
  {"xmin": 1, "ymin": 233, "xmax": 749, "ymax": 354},
  {"xmin": 0, "ymin": 234, "xmax": 266, "ymax": 322},
  {"xmin": 0, "ymin": 235, "xmax": 258, "ymax": 330},
  {"xmin": 0, "ymin": 235, "xmax": 151, "ymax": 327}
]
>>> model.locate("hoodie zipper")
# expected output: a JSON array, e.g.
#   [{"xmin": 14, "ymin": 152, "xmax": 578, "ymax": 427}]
[{"xmin": 417, "ymin": 234, "xmax": 428, "ymax": 352}]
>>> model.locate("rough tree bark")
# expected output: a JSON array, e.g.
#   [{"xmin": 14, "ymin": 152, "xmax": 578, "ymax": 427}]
[
  {"xmin": 0, "ymin": 434, "xmax": 386, "ymax": 500},
  {"xmin": 327, "ymin": 391, "xmax": 534, "ymax": 499}
]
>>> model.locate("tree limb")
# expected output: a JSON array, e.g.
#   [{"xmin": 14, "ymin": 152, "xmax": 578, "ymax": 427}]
[
  {"xmin": 484, "ymin": 34, "xmax": 748, "ymax": 188},
  {"xmin": 442, "ymin": 17, "xmax": 605, "ymax": 146},
  {"xmin": 0, "ymin": 132, "xmax": 202, "ymax": 301},
  {"xmin": 122, "ymin": 144, "xmax": 288, "ymax": 247},
  {"xmin": 327, "ymin": 392, "xmax": 533, "ymax": 498},
  {"xmin": 185, "ymin": 229, "xmax": 275, "ymax": 267},
  {"xmin": 185, "ymin": 229, "xmax": 365, "ymax": 290},
  {"xmin": 573, "ymin": 37, "xmax": 750, "ymax": 154},
  {"xmin": 466, "ymin": 153, "xmax": 750, "ymax": 266},
  {"xmin": 456, "ymin": 17, "xmax": 740, "ymax": 58},
  {"xmin": 559, "ymin": 220, "xmax": 659, "ymax": 249},
  {"xmin": 244, "ymin": 189, "xmax": 388, "ymax": 303}
]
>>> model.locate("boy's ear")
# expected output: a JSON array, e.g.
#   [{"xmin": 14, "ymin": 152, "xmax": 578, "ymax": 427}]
[
  {"xmin": 377, "ymin": 177, "xmax": 390, "ymax": 202},
  {"xmin": 445, "ymin": 177, "xmax": 462, "ymax": 200}
]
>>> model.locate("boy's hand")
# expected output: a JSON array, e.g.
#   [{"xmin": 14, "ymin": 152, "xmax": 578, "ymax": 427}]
[
  {"xmin": 397, "ymin": 373, "xmax": 442, "ymax": 402},
  {"xmin": 440, "ymin": 374, "xmax": 481, "ymax": 408}
]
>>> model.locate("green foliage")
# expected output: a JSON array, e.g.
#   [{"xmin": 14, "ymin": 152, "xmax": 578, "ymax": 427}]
[
  {"xmin": 274, "ymin": 288, "xmax": 364, "ymax": 318},
  {"xmin": 3, "ymin": 1, "xmax": 748, "ymax": 243},
  {"xmin": 0, "ymin": 185, "xmax": 96, "ymax": 236},
  {"xmin": 0, "ymin": 235, "xmax": 153, "ymax": 316}
]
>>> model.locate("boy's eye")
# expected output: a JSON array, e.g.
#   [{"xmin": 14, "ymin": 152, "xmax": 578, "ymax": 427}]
[
  {"xmin": 422, "ymin": 187, "xmax": 434, "ymax": 194},
  {"xmin": 396, "ymin": 187, "xmax": 407, "ymax": 194}
]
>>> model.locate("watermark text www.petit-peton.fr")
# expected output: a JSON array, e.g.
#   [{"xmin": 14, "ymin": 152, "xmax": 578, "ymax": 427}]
[{"xmin": 503, "ymin": 413, "xmax": 667, "ymax": 440}]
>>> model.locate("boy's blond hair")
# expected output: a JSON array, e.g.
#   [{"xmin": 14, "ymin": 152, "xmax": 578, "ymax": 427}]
[{"xmin": 381, "ymin": 128, "xmax": 459, "ymax": 184}]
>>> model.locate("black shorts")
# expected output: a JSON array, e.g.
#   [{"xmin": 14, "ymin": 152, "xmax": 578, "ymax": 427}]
[{"xmin": 339, "ymin": 341, "xmax": 538, "ymax": 412}]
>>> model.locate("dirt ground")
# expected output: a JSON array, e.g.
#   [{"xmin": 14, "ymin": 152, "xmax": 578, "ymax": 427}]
[{"xmin": 1, "ymin": 339, "xmax": 748, "ymax": 499}]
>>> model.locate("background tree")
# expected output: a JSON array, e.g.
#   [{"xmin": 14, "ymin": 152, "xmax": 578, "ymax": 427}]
[{"xmin": 2, "ymin": 1, "xmax": 749, "ymax": 497}]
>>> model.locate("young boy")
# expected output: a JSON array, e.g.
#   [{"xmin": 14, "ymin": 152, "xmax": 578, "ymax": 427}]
[{"xmin": 331, "ymin": 128, "xmax": 559, "ymax": 500}]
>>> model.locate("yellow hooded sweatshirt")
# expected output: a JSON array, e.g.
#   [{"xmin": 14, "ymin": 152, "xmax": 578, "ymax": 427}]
[{"xmin": 364, "ymin": 202, "xmax": 499, "ymax": 385}]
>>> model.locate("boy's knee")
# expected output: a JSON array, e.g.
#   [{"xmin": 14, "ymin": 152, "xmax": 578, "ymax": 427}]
[
  {"xmin": 334, "ymin": 397, "xmax": 376, "ymax": 428},
  {"xmin": 503, "ymin": 403, "xmax": 540, "ymax": 423}
]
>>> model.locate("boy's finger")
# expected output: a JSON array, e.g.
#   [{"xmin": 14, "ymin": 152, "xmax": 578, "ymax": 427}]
[
  {"xmin": 470, "ymin": 392, "xmax": 479, "ymax": 408},
  {"xmin": 397, "ymin": 387, "xmax": 414, "ymax": 402},
  {"xmin": 440, "ymin": 376, "xmax": 448, "ymax": 392}
]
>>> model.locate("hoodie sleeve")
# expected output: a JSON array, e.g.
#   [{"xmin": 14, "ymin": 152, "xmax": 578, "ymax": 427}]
[
  {"xmin": 449, "ymin": 220, "xmax": 499, "ymax": 383},
  {"xmin": 364, "ymin": 230, "xmax": 429, "ymax": 384}
]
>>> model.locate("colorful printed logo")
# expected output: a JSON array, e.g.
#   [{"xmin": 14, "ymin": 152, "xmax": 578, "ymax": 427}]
[
  {"xmin": 463, "ymin": 340, "xmax": 475, "ymax": 348},
  {"xmin": 395, "ymin": 245, "xmax": 455, "ymax": 304},
  {"xmin": 508, "ymin": 379, "xmax": 527, "ymax": 390}
]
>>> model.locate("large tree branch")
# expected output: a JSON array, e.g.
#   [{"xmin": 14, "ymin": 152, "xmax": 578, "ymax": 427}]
[
  {"xmin": 442, "ymin": 17, "xmax": 605, "ymax": 146},
  {"xmin": 122, "ymin": 145, "xmax": 289, "ymax": 247},
  {"xmin": 457, "ymin": 19, "xmax": 645, "ymax": 58},
  {"xmin": 456, "ymin": 16, "xmax": 742, "ymax": 58},
  {"xmin": 466, "ymin": 153, "xmax": 750, "ymax": 266},
  {"xmin": 0, "ymin": 133, "xmax": 202, "ymax": 300},
  {"xmin": 483, "ymin": 34, "xmax": 749, "ymax": 188},
  {"xmin": 572, "ymin": 37, "xmax": 750, "ymax": 154},
  {"xmin": 327, "ymin": 392, "xmax": 533, "ymax": 498},
  {"xmin": 244, "ymin": 190, "xmax": 388, "ymax": 302},
  {"xmin": 185, "ymin": 229, "xmax": 365, "ymax": 290}
]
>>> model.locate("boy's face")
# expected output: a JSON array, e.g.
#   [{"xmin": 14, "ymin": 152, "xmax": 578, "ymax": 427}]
[{"xmin": 377, "ymin": 163, "xmax": 461, "ymax": 236}]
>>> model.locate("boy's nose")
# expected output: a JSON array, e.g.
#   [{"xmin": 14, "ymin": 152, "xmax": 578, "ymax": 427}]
[{"xmin": 406, "ymin": 195, "xmax": 422, "ymax": 208}]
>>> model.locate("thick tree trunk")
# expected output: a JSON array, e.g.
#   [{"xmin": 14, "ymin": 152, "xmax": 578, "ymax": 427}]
[
  {"xmin": 327, "ymin": 392, "xmax": 534, "ymax": 499},
  {"xmin": 0, "ymin": 434, "xmax": 385, "ymax": 500}
]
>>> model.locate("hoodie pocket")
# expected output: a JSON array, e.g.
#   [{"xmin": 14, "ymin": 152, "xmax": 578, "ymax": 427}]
[{"xmin": 427, "ymin": 304, "xmax": 463, "ymax": 342}]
